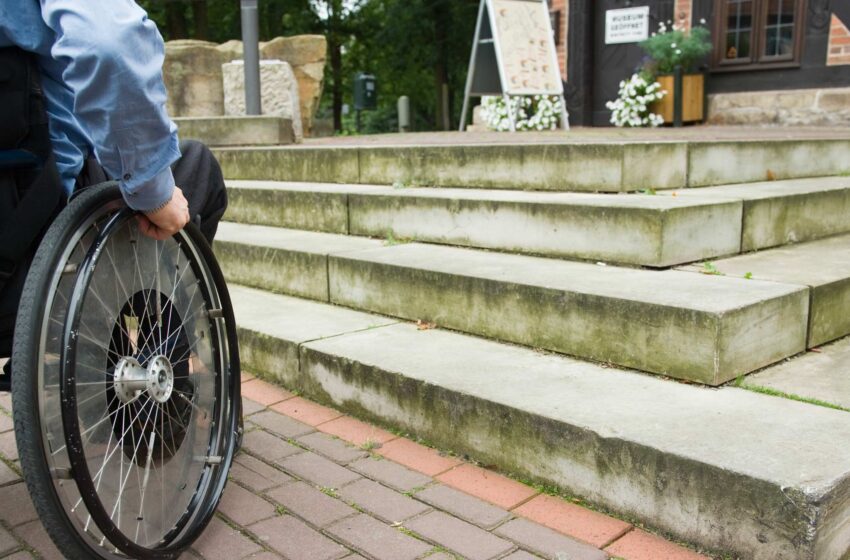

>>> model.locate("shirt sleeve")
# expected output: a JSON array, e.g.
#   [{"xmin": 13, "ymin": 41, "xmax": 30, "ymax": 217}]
[{"xmin": 39, "ymin": 0, "xmax": 180, "ymax": 211}]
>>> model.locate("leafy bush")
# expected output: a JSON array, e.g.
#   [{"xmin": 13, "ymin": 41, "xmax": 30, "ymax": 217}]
[
  {"xmin": 481, "ymin": 95, "xmax": 563, "ymax": 132},
  {"xmin": 639, "ymin": 21, "xmax": 712, "ymax": 75},
  {"xmin": 605, "ymin": 73, "xmax": 666, "ymax": 128}
]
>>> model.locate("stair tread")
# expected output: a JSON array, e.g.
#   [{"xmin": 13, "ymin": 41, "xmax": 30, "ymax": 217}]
[{"xmin": 229, "ymin": 283, "xmax": 850, "ymax": 490}]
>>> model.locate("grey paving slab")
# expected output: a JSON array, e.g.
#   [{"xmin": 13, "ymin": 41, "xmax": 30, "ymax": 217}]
[
  {"xmin": 349, "ymin": 456, "xmax": 433, "ymax": 492},
  {"xmin": 296, "ymin": 432, "xmax": 369, "ymax": 464},
  {"xmin": 241, "ymin": 429, "xmax": 303, "ymax": 462},
  {"xmin": 404, "ymin": 511, "xmax": 515, "ymax": 560},
  {"xmin": 251, "ymin": 515, "xmax": 349, "ymax": 560},
  {"xmin": 328, "ymin": 242, "xmax": 807, "ymax": 384},
  {"xmin": 681, "ymin": 233, "xmax": 850, "ymax": 347},
  {"xmin": 0, "ymin": 525, "xmax": 18, "ymax": 555},
  {"xmin": 218, "ymin": 483, "xmax": 278, "ymax": 527},
  {"xmin": 337, "ymin": 478, "xmax": 431, "ymax": 523},
  {"xmin": 746, "ymin": 337, "xmax": 850, "ymax": 410},
  {"xmin": 0, "ymin": 483, "xmax": 37, "ymax": 527},
  {"xmin": 266, "ymin": 481, "xmax": 357, "ymax": 528},
  {"xmin": 193, "ymin": 518, "xmax": 265, "ymax": 560},
  {"xmin": 230, "ymin": 455, "xmax": 293, "ymax": 492},
  {"xmin": 415, "ymin": 484, "xmax": 512, "ymax": 530},
  {"xmin": 279, "ymin": 452, "xmax": 362, "ymax": 489},
  {"xmin": 326, "ymin": 514, "xmax": 432, "ymax": 560},
  {"xmin": 495, "ymin": 519, "xmax": 607, "ymax": 560},
  {"xmin": 294, "ymin": 320, "xmax": 850, "ymax": 560},
  {"xmin": 248, "ymin": 410, "xmax": 315, "ymax": 439}
]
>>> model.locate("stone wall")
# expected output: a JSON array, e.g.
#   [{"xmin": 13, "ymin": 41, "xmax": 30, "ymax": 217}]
[
  {"xmin": 707, "ymin": 87, "xmax": 850, "ymax": 126},
  {"xmin": 163, "ymin": 35, "xmax": 326, "ymax": 135}
]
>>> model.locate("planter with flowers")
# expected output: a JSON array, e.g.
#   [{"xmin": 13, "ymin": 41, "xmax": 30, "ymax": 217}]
[{"xmin": 640, "ymin": 20, "xmax": 712, "ymax": 125}]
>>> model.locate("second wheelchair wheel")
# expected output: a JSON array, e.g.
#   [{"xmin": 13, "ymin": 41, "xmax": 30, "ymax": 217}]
[{"xmin": 12, "ymin": 182, "xmax": 240, "ymax": 559}]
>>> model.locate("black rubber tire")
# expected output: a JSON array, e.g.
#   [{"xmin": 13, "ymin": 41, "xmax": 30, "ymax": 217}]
[{"xmin": 12, "ymin": 182, "xmax": 241, "ymax": 559}]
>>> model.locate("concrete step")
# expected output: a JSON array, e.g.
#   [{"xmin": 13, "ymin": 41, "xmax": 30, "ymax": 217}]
[
  {"xmin": 225, "ymin": 176, "xmax": 850, "ymax": 266},
  {"xmin": 682, "ymin": 233, "xmax": 850, "ymax": 348},
  {"xmin": 175, "ymin": 116, "xmax": 295, "ymax": 147},
  {"xmin": 215, "ymin": 223, "xmax": 809, "ymax": 385},
  {"xmin": 229, "ymin": 284, "xmax": 850, "ymax": 560},
  {"xmin": 670, "ymin": 176, "xmax": 850, "ymax": 251},
  {"xmin": 225, "ymin": 180, "xmax": 744, "ymax": 267},
  {"xmin": 213, "ymin": 136, "xmax": 850, "ymax": 192}
]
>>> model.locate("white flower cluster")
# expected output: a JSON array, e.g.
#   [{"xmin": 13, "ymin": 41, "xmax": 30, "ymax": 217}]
[
  {"xmin": 481, "ymin": 95, "xmax": 563, "ymax": 132},
  {"xmin": 605, "ymin": 74, "xmax": 666, "ymax": 128}
]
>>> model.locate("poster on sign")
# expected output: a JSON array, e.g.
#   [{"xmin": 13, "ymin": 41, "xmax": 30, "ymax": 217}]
[
  {"xmin": 605, "ymin": 6, "xmax": 650, "ymax": 45},
  {"xmin": 459, "ymin": 0, "xmax": 568, "ymax": 131}
]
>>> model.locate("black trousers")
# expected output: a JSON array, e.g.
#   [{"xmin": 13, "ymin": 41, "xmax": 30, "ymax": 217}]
[{"xmin": 0, "ymin": 139, "xmax": 228, "ymax": 360}]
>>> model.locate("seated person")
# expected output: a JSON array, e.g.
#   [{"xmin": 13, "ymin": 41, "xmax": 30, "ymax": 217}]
[{"xmin": 0, "ymin": 0, "xmax": 227, "ymax": 386}]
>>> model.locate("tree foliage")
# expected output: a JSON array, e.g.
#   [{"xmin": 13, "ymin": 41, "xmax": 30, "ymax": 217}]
[{"xmin": 139, "ymin": 0, "xmax": 481, "ymax": 133}]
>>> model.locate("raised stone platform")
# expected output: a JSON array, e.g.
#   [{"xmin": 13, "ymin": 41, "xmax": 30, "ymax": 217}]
[
  {"xmin": 229, "ymin": 284, "xmax": 850, "ymax": 560},
  {"xmin": 213, "ymin": 128, "xmax": 850, "ymax": 192}
]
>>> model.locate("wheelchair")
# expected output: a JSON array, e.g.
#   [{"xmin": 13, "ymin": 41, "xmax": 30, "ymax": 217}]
[{"xmin": 5, "ymin": 178, "xmax": 241, "ymax": 559}]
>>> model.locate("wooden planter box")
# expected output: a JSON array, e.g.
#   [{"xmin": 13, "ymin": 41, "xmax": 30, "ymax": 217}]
[{"xmin": 651, "ymin": 73, "xmax": 705, "ymax": 124}]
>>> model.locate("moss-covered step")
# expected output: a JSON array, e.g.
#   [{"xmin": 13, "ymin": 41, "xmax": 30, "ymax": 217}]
[
  {"xmin": 229, "ymin": 284, "xmax": 850, "ymax": 560},
  {"xmin": 681, "ymin": 233, "xmax": 850, "ymax": 348},
  {"xmin": 670, "ymin": 176, "xmax": 850, "ymax": 251},
  {"xmin": 224, "ymin": 180, "xmax": 743, "ymax": 267},
  {"xmin": 215, "ymin": 222, "xmax": 383, "ymax": 300},
  {"xmin": 175, "ymin": 116, "xmax": 295, "ymax": 147},
  {"xmin": 215, "ymin": 224, "xmax": 809, "ymax": 384},
  {"xmin": 213, "ymin": 138, "xmax": 850, "ymax": 192}
]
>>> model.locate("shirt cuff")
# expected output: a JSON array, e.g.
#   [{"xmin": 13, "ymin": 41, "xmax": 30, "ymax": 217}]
[{"xmin": 121, "ymin": 166, "xmax": 175, "ymax": 212}]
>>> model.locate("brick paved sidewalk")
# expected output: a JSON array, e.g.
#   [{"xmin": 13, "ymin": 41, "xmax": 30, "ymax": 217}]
[{"xmin": 0, "ymin": 375, "xmax": 712, "ymax": 560}]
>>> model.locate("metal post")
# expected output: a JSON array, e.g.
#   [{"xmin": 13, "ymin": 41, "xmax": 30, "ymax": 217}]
[
  {"xmin": 241, "ymin": 0, "xmax": 262, "ymax": 115},
  {"xmin": 398, "ymin": 96, "xmax": 411, "ymax": 133},
  {"xmin": 673, "ymin": 65, "xmax": 683, "ymax": 128}
]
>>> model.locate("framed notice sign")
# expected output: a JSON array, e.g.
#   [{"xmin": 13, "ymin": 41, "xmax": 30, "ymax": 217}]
[
  {"xmin": 605, "ymin": 6, "xmax": 650, "ymax": 45},
  {"xmin": 459, "ymin": 0, "xmax": 569, "ymax": 131}
]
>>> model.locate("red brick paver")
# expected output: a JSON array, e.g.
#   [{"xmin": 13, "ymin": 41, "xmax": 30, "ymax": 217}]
[
  {"xmin": 605, "ymin": 528, "xmax": 712, "ymax": 560},
  {"xmin": 375, "ymin": 437, "xmax": 461, "ymax": 476},
  {"xmin": 437, "ymin": 463, "xmax": 539, "ymax": 510},
  {"xmin": 0, "ymin": 373, "xmax": 715, "ymax": 560},
  {"xmin": 515, "ymin": 492, "xmax": 632, "ymax": 547}
]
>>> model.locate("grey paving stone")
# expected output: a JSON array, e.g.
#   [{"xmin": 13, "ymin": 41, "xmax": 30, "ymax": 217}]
[
  {"xmin": 251, "ymin": 515, "xmax": 349, "ymax": 560},
  {"xmin": 0, "ymin": 432, "xmax": 17, "ymax": 462},
  {"xmin": 13, "ymin": 521, "xmax": 62, "ymax": 560},
  {"xmin": 0, "ymin": 413, "xmax": 12, "ymax": 433},
  {"xmin": 415, "ymin": 484, "xmax": 512, "ymax": 530},
  {"xmin": 0, "ymin": 461, "xmax": 19, "ymax": 485},
  {"xmin": 326, "ymin": 514, "xmax": 432, "ymax": 560},
  {"xmin": 501, "ymin": 552, "xmax": 542, "ymax": 560},
  {"xmin": 349, "ymin": 456, "xmax": 432, "ymax": 492},
  {"xmin": 231, "ymin": 454, "xmax": 293, "ymax": 492},
  {"xmin": 405, "ymin": 511, "xmax": 514, "ymax": 560},
  {"xmin": 296, "ymin": 432, "xmax": 368, "ymax": 464},
  {"xmin": 219, "ymin": 483, "xmax": 278, "ymax": 527},
  {"xmin": 337, "ymin": 478, "xmax": 431, "ymax": 524},
  {"xmin": 249, "ymin": 410, "xmax": 315, "ymax": 439},
  {"xmin": 279, "ymin": 452, "xmax": 361, "ymax": 489},
  {"xmin": 242, "ymin": 397, "xmax": 266, "ymax": 416},
  {"xmin": 193, "ymin": 517, "xmax": 264, "ymax": 560},
  {"xmin": 495, "ymin": 519, "xmax": 607, "ymax": 560},
  {"xmin": 0, "ymin": 524, "xmax": 19, "ymax": 555},
  {"xmin": 2, "ymin": 552, "xmax": 35, "ymax": 560},
  {"xmin": 266, "ymin": 481, "xmax": 356, "ymax": 528},
  {"xmin": 0, "ymin": 483, "xmax": 37, "ymax": 526},
  {"xmin": 242, "ymin": 429, "xmax": 303, "ymax": 462}
]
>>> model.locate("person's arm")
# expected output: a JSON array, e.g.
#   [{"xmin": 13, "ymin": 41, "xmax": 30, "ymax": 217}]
[{"xmin": 40, "ymin": 0, "xmax": 189, "ymax": 236}]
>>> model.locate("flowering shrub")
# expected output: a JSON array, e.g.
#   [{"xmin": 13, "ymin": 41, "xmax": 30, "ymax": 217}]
[
  {"xmin": 481, "ymin": 95, "xmax": 563, "ymax": 131},
  {"xmin": 605, "ymin": 73, "xmax": 666, "ymax": 128},
  {"xmin": 640, "ymin": 20, "xmax": 712, "ymax": 74}
]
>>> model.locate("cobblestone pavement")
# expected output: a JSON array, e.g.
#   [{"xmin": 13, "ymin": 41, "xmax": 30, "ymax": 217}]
[{"xmin": 0, "ymin": 374, "xmax": 711, "ymax": 560}]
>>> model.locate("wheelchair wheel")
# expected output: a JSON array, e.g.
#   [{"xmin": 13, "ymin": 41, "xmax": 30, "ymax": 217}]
[{"xmin": 12, "ymin": 182, "xmax": 240, "ymax": 559}]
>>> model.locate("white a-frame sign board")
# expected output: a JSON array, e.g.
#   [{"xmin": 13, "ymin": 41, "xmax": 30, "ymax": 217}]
[{"xmin": 459, "ymin": 0, "xmax": 569, "ymax": 131}]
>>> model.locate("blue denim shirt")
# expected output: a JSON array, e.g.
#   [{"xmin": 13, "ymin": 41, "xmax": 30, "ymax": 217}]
[{"xmin": 0, "ymin": 0, "xmax": 179, "ymax": 211}]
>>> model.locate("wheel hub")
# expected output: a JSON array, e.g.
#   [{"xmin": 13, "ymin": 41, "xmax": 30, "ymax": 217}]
[{"xmin": 113, "ymin": 355, "xmax": 175, "ymax": 404}]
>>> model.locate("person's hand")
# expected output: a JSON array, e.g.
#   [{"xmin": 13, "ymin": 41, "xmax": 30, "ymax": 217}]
[{"xmin": 137, "ymin": 187, "xmax": 191, "ymax": 240}]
